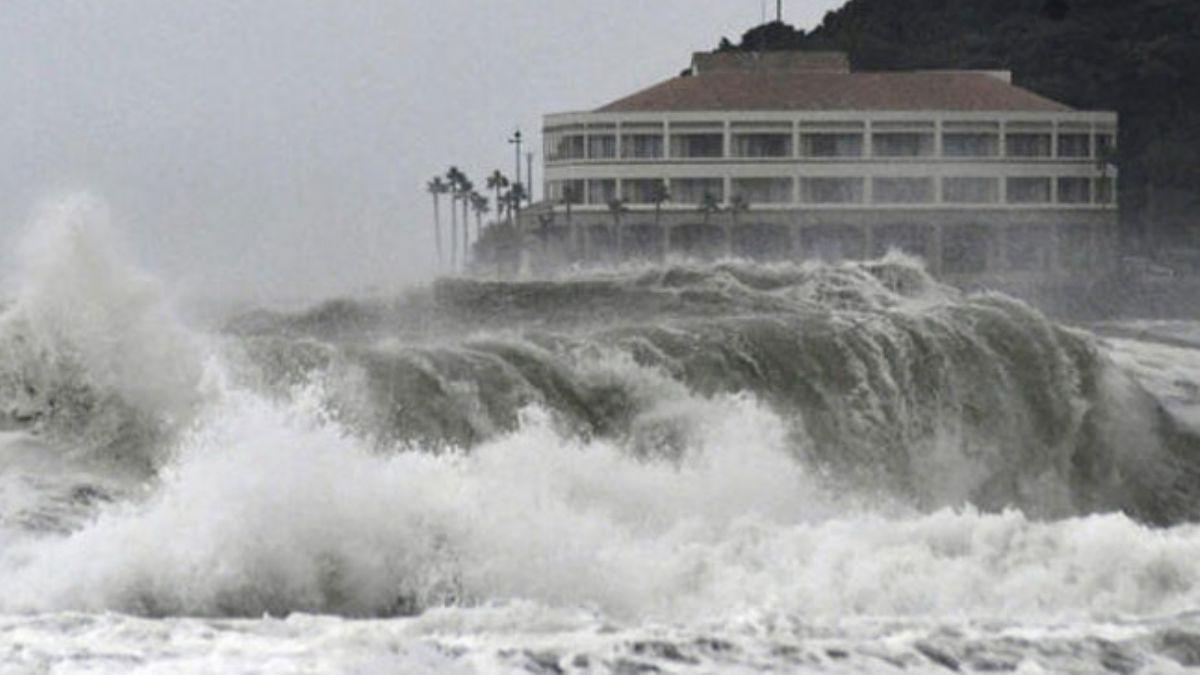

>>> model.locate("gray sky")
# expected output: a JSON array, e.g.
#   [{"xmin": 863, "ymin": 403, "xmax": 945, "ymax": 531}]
[{"xmin": 0, "ymin": 1, "xmax": 844, "ymax": 303}]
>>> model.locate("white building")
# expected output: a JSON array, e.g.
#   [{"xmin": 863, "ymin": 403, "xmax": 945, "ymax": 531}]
[{"xmin": 534, "ymin": 50, "xmax": 1117, "ymax": 278}]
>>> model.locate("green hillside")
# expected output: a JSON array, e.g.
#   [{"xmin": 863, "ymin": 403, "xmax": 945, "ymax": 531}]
[{"xmin": 719, "ymin": 0, "xmax": 1200, "ymax": 251}]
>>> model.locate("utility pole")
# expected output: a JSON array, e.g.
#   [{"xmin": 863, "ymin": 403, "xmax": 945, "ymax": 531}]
[
  {"xmin": 777, "ymin": 0, "xmax": 783, "ymax": 22},
  {"xmin": 526, "ymin": 152, "xmax": 534, "ymax": 206}
]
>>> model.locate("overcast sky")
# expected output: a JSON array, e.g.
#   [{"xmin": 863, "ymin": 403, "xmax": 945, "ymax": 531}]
[{"xmin": 0, "ymin": 1, "xmax": 845, "ymax": 303}]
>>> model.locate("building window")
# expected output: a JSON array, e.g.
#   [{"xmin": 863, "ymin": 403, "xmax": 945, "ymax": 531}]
[
  {"xmin": 732, "ymin": 133, "xmax": 792, "ymax": 158},
  {"xmin": 1095, "ymin": 176, "xmax": 1115, "ymax": 204},
  {"xmin": 1007, "ymin": 177, "xmax": 1053, "ymax": 204},
  {"xmin": 872, "ymin": 132, "xmax": 935, "ymax": 158},
  {"xmin": 872, "ymin": 177, "xmax": 935, "ymax": 204},
  {"xmin": 1006, "ymin": 133, "xmax": 1052, "ymax": 158},
  {"xmin": 1057, "ymin": 133, "xmax": 1091, "ymax": 158},
  {"xmin": 621, "ymin": 134, "xmax": 664, "ymax": 159},
  {"xmin": 1096, "ymin": 133, "xmax": 1116, "ymax": 157},
  {"xmin": 943, "ymin": 177, "xmax": 1000, "ymax": 204},
  {"xmin": 550, "ymin": 134, "xmax": 585, "ymax": 161},
  {"xmin": 799, "ymin": 133, "xmax": 863, "ymax": 158},
  {"xmin": 622, "ymin": 179, "xmax": 663, "ymax": 205},
  {"xmin": 1057, "ymin": 177, "xmax": 1092, "ymax": 204},
  {"xmin": 731, "ymin": 178, "xmax": 793, "ymax": 204},
  {"xmin": 587, "ymin": 179, "xmax": 616, "ymax": 205},
  {"xmin": 545, "ymin": 127, "xmax": 583, "ymax": 161},
  {"xmin": 670, "ymin": 133, "xmax": 724, "ymax": 158},
  {"xmin": 673, "ymin": 178, "xmax": 725, "ymax": 205},
  {"xmin": 587, "ymin": 135, "xmax": 616, "ymax": 159},
  {"xmin": 943, "ymin": 133, "xmax": 999, "ymax": 157},
  {"xmin": 800, "ymin": 177, "xmax": 864, "ymax": 204},
  {"xmin": 546, "ymin": 179, "xmax": 584, "ymax": 204}
]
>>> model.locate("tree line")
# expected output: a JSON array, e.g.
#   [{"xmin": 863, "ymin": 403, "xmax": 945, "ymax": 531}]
[
  {"xmin": 425, "ymin": 168, "xmax": 526, "ymax": 273},
  {"xmin": 427, "ymin": 171, "xmax": 764, "ymax": 272}
]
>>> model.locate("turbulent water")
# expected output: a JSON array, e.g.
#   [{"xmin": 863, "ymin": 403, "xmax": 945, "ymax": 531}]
[{"xmin": 5, "ymin": 199, "xmax": 1200, "ymax": 673}]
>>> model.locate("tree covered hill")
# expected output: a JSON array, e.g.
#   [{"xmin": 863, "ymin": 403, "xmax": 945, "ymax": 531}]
[{"xmin": 719, "ymin": 0, "xmax": 1200, "ymax": 248}]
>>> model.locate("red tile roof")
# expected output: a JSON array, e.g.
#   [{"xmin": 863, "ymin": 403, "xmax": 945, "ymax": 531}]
[
  {"xmin": 691, "ymin": 51, "xmax": 851, "ymax": 74},
  {"xmin": 596, "ymin": 70, "xmax": 1073, "ymax": 113}
]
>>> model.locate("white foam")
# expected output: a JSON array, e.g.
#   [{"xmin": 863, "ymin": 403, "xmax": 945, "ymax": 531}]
[
  {"xmin": 0, "ymin": 195, "xmax": 211, "ymax": 461},
  {"xmin": 5, "ymin": 197, "xmax": 1200, "ymax": 664},
  {"xmin": 4, "ymin": 374, "xmax": 1200, "ymax": 626}
]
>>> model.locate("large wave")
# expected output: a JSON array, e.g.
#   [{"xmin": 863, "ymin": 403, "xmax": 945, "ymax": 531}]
[
  {"xmin": 230, "ymin": 257, "xmax": 1200, "ymax": 525},
  {"xmin": 0, "ymin": 197, "xmax": 209, "ymax": 470},
  {"xmin": 4, "ymin": 199, "xmax": 1200, "ymax": 624}
]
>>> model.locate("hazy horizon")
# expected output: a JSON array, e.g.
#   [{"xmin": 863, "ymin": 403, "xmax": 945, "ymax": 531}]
[{"xmin": 0, "ymin": 1, "xmax": 843, "ymax": 305}]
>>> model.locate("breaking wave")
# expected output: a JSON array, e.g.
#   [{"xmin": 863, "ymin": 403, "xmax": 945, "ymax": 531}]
[{"xmin": 4, "ymin": 197, "xmax": 1200, "ymax": 629}]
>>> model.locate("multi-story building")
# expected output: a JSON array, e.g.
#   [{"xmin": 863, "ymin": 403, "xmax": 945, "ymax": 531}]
[{"xmin": 534, "ymin": 49, "xmax": 1118, "ymax": 279}]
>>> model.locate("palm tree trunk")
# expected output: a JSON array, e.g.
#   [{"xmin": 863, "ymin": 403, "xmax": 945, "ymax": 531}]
[
  {"xmin": 450, "ymin": 195, "xmax": 459, "ymax": 272},
  {"xmin": 460, "ymin": 196, "xmax": 470, "ymax": 265},
  {"xmin": 566, "ymin": 204, "xmax": 575, "ymax": 260},
  {"xmin": 726, "ymin": 214, "xmax": 736, "ymax": 259},
  {"xmin": 654, "ymin": 204, "xmax": 663, "ymax": 261},
  {"xmin": 613, "ymin": 216, "xmax": 623, "ymax": 263},
  {"xmin": 432, "ymin": 195, "xmax": 443, "ymax": 269}
]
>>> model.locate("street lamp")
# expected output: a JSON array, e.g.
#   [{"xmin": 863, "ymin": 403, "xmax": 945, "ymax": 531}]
[{"xmin": 508, "ymin": 129, "xmax": 523, "ymax": 195}]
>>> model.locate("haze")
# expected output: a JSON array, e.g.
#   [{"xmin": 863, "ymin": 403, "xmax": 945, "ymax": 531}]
[{"xmin": 0, "ymin": 1, "xmax": 843, "ymax": 305}]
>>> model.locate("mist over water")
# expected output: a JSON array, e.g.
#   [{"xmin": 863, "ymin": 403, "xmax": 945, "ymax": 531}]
[{"xmin": 5, "ymin": 198, "xmax": 1200, "ymax": 672}]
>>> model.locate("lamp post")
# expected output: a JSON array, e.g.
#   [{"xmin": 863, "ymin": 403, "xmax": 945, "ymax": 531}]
[
  {"xmin": 526, "ymin": 152, "xmax": 534, "ymax": 206},
  {"xmin": 508, "ymin": 130, "xmax": 522, "ymax": 194},
  {"xmin": 509, "ymin": 129, "xmax": 524, "ymax": 275}
]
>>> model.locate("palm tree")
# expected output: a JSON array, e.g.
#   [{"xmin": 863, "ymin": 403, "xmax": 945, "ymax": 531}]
[
  {"xmin": 459, "ymin": 178, "xmax": 474, "ymax": 264},
  {"xmin": 486, "ymin": 170, "xmax": 509, "ymax": 226},
  {"xmin": 470, "ymin": 192, "xmax": 489, "ymax": 243},
  {"xmin": 426, "ymin": 176, "xmax": 450, "ymax": 269},
  {"xmin": 697, "ymin": 191, "xmax": 723, "ymax": 259},
  {"xmin": 497, "ymin": 189, "xmax": 512, "ymax": 222},
  {"xmin": 607, "ymin": 197, "xmax": 628, "ymax": 262},
  {"xmin": 698, "ymin": 191, "xmax": 722, "ymax": 226},
  {"xmin": 727, "ymin": 193, "xmax": 749, "ymax": 258},
  {"xmin": 536, "ymin": 212, "xmax": 555, "ymax": 260},
  {"xmin": 510, "ymin": 182, "xmax": 527, "ymax": 222},
  {"xmin": 650, "ymin": 180, "xmax": 670, "ymax": 260},
  {"xmin": 446, "ymin": 166, "xmax": 466, "ymax": 271}
]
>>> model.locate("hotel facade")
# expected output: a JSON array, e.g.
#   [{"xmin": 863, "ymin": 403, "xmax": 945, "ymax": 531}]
[{"xmin": 532, "ymin": 50, "xmax": 1118, "ymax": 279}]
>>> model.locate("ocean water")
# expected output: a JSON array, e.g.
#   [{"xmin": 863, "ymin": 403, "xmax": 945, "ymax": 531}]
[{"xmin": 4, "ymin": 199, "xmax": 1200, "ymax": 673}]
